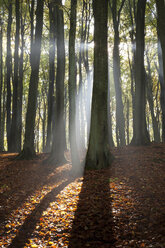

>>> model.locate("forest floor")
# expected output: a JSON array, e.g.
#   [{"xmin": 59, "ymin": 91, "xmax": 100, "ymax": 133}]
[{"xmin": 0, "ymin": 144, "xmax": 165, "ymax": 248}]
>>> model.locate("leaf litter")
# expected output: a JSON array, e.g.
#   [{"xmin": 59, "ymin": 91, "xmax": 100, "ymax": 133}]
[{"xmin": 0, "ymin": 144, "xmax": 165, "ymax": 247}]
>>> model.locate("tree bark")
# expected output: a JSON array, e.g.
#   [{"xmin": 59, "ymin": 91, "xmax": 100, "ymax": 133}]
[
  {"xmin": 69, "ymin": 0, "xmax": 80, "ymax": 172},
  {"xmin": 85, "ymin": 0, "xmax": 114, "ymax": 170},
  {"xmin": 10, "ymin": 0, "xmax": 20, "ymax": 152},
  {"xmin": 156, "ymin": 0, "xmax": 165, "ymax": 142},
  {"xmin": 131, "ymin": 0, "xmax": 150, "ymax": 145},
  {"xmin": 45, "ymin": 1, "xmax": 56, "ymax": 152},
  {"xmin": 0, "ymin": 17, "xmax": 3, "ymax": 151},
  {"xmin": 6, "ymin": 2, "xmax": 12, "ymax": 151},
  {"xmin": 146, "ymin": 55, "xmax": 160, "ymax": 143},
  {"xmin": 48, "ymin": 0, "xmax": 66, "ymax": 164},
  {"xmin": 20, "ymin": 0, "xmax": 44, "ymax": 158},
  {"xmin": 110, "ymin": 0, "xmax": 126, "ymax": 146},
  {"xmin": 17, "ymin": 7, "xmax": 25, "ymax": 151}
]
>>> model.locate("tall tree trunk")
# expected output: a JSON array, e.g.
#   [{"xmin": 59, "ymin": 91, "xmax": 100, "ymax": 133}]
[
  {"xmin": 69, "ymin": 0, "xmax": 80, "ymax": 172},
  {"xmin": 17, "ymin": 8, "xmax": 25, "ymax": 151},
  {"xmin": 110, "ymin": 0, "xmax": 126, "ymax": 146},
  {"xmin": 78, "ymin": 0, "xmax": 85, "ymax": 151},
  {"xmin": 127, "ymin": 0, "xmax": 136, "ymax": 141},
  {"xmin": 131, "ymin": 0, "xmax": 150, "ymax": 145},
  {"xmin": 48, "ymin": 0, "xmax": 66, "ymax": 164},
  {"xmin": 156, "ymin": 0, "xmax": 165, "ymax": 142},
  {"xmin": 0, "ymin": 17, "xmax": 3, "ymax": 151},
  {"xmin": 6, "ymin": 2, "xmax": 12, "ymax": 151},
  {"xmin": 20, "ymin": 0, "xmax": 44, "ymax": 158},
  {"xmin": 157, "ymin": 40, "xmax": 165, "ymax": 142},
  {"xmin": 145, "ymin": 55, "xmax": 160, "ymax": 143},
  {"xmin": 85, "ymin": 0, "xmax": 114, "ymax": 170},
  {"xmin": 82, "ymin": 1, "xmax": 92, "ymax": 147},
  {"xmin": 108, "ymin": 78, "xmax": 114, "ymax": 147},
  {"xmin": 45, "ymin": 1, "xmax": 56, "ymax": 152},
  {"xmin": 10, "ymin": 0, "xmax": 20, "ymax": 152},
  {"xmin": 42, "ymin": 97, "xmax": 46, "ymax": 152},
  {"xmin": 29, "ymin": 0, "xmax": 34, "ymax": 67},
  {"xmin": 126, "ymin": 99, "xmax": 130, "ymax": 145}
]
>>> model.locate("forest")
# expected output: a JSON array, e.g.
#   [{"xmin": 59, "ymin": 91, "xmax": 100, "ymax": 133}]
[{"xmin": 0, "ymin": 0, "xmax": 165, "ymax": 247}]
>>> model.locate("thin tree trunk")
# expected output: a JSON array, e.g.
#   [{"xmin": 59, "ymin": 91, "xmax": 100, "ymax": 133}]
[
  {"xmin": 10, "ymin": 0, "xmax": 20, "ymax": 152},
  {"xmin": 29, "ymin": 0, "xmax": 34, "ymax": 67},
  {"xmin": 156, "ymin": 0, "xmax": 165, "ymax": 142},
  {"xmin": 110, "ymin": 0, "xmax": 126, "ymax": 146},
  {"xmin": 6, "ymin": 2, "xmax": 12, "ymax": 151},
  {"xmin": 42, "ymin": 97, "xmax": 46, "ymax": 152},
  {"xmin": 17, "ymin": 8, "xmax": 25, "ymax": 151},
  {"xmin": 45, "ymin": 1, "xmax": 56, "ymax": 152},
  {"xmin": 78, "ymin": 0, "xmax": 85, "ymax": 151},
  {"xmin": 20, "ymin": 0, "xmax": 44, "ymax": 158},
  {"xmin": 69, "ymin": 0, "xmax": 80, "ymax": 172},
  {"xmin": 131, "ymin": 0, "xmax": 150, "ymax": 145},
  {"xmin": 146, "ymin": 55, "xmax": 160, "ymax": 142},
  {"xmin": 126, "ymin": 99, "xmax": 130, "ymax": 145},
  {"xmin": 127, "ymin": 0, "xmax": 136, "ymax": 141},
  {"xmin": 0, "ymin": 18, "xmax": 3, "ymax": 151},
  {"xmin": 48, "ymin": 0, "xmax": 66, "ymax": 164},
  {"xmin": 108, "ymin": 78, "xmax": 114, "ymax": 147},
  {"xmin": 157, "ymin": 40, "xmax": 165, "ymax": 142}
]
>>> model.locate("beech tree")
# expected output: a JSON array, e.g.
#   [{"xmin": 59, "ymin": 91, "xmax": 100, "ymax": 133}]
[
  {"xmin": 156, "ymin": 0, "xmax": 165, "ymax": 142},
  {"xmin": 68, "ymin": 0, "xmax": 80, "ymax": 171},
  {"xmin": 0, "ymin": 0, "xmax": 164, "ymax": 154},
  {"xmin": 20, "ymin": 0, "xmax": 44, "ymax": 158},
  {"xmin": 85, "ymin": 0, "xmax": 114, "ymax": 170},
  {"xmin": 6, "ymin": 2, "xmax": 12, "ymax": 151},
  {"xmin": 0, "ymin": 15, "xmax": 3, "ymax": 151},
  {"xmin": 45, "ymin": 0, "xmax": 56, "ymax": 152},
  {"xmin": 48, "ymin": 0, "xmax": 66, "ymax": 164},
  {"xmin": 10, "ymin": 0, "xmax": 20, "ymax": 152},
  {"xmin": 131, "ymin": 0, "xmax": 150, "ymax": 145},
  {"xmin": 110, "ymin": 0, "xmax": 126, "ymax": 146}
]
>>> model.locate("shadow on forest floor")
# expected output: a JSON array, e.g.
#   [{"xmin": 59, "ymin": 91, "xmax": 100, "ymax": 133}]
[
  {"xmin": 8, "ymin": 178, "xmax": 74, "ymax": 248},
  {"xmin": 0, "ymin": 144, "xmax": 165, "ymax": 247},
  {"xmin": 68, "ymin": 169, "xmax": 115, "ymax": 248},
  {"xmin": 0, "ymin": 154, "xmax": 69, "ymax": 224}
]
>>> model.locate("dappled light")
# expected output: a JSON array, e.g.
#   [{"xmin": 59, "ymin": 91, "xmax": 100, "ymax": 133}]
[
  {"xmin": 0, "ymin": 0, "xmax": 165, "ymax": 247},
  {"xmin": 0, "ymin": 144, "xmax": 165, "ymax": 247}
]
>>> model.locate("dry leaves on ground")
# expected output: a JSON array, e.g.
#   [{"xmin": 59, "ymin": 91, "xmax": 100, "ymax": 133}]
[{"xmin": 0, "ymin": 144, "xmax": 165, "ymax": 247}]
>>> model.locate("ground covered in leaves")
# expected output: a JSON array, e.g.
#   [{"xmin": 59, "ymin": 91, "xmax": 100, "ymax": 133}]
[{"xmin": 0, "ymin": 144, "xmax": 165, "ymax": 248}]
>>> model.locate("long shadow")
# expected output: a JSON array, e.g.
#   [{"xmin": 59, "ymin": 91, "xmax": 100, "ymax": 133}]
[
  {"xmin": 0, "ymin": 155, "xmax": 70, "ymax": 226},
  {"xmin": 8, "ymin": 177, "xmax": 74, "ymax": 248},
  {"xmin": 68, "ymin": 169, "xmax": 115, "ymax": 248}
]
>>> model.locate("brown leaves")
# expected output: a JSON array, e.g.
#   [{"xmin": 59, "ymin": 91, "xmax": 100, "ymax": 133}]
[{"xmin": 0, "ymin": 145, "xmax": 165, "ymax": 247}]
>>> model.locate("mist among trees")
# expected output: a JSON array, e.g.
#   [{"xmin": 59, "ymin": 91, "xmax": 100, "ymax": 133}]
[{"xmin": 0, "ymin": 0, "xmax": 164, "ymax": 169}]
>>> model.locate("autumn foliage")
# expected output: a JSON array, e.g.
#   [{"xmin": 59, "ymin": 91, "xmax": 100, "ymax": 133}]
[{"xmin": 0, "ymin": 144, "xmax": 165, "ymax": 247}]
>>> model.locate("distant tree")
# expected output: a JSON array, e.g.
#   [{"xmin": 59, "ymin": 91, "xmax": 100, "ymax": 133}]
[
  {"xmin": 17, "ymin": 1, "xmax": 26, "ymax": 151},
  {"xmin": 48, "ymin": 0, "xmax": 66, "ymax": 164},
  {"xmin": 85, "ymin": 0, "xmax": 114, "ymax": 170},
  {"xmin": 6, "ymin": 2, "xmax": 12, "ymax": 151},
  {"xmin": 0, "ymin": 15, "xmax": 3, "ymax": 151},
  {"xmin": 10, "ymin": 0, "xmax": 20, "ymax": 152},
  {"xmin": 156, "ymin": 0, "xmax": 165, "ymax": 142},
  {"xmin": 45, "ymin": 0, "xmax": 56, "ymax": 152},
  {"xmin": 69, "ymin": 0, "xmax": 80, "ymax": 172},
  {"xmin": 29, "ymin": 0, "xmax": 35, "ymax": 67},
  {"xmin": 109, "ymin": 0, "xmax": 126, "ymax": 146},
  {"xmin": 145, "ymin": 53, "xmax": 160, "ymax": 142},
  {"xmin": 19, "ymin": 0, "xmax": 44, "ymax": 158},
  {"xmin": 131, "ymin": 0, "xmax": 150, "ymax": 145}
]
